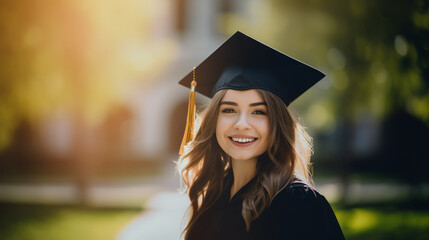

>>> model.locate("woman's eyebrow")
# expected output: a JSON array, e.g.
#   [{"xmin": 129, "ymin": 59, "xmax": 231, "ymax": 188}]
[
  {"xmin": 249, "ymin": 102, "xmax": 267, "ymax": 107},
  {"xmin": 220, "ymin": 101, "xmax": 267, "ymax": 106},
  {"xmin": 220, "ymin": 101, "xmax": 237, "ymax": 106}
]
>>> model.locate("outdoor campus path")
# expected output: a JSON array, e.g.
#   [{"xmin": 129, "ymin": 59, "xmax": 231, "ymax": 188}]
[{"xmin": 116, "ymin": 191, "xmax": 189, "ymax": 240}]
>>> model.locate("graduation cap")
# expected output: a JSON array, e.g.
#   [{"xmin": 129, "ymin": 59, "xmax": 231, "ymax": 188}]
[{"xmin": 178, "ymin": 31, "xmax": 325, "ymax": 155}]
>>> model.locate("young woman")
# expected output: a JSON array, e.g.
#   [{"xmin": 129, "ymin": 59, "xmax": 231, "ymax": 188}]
[{"xmin": 177, "ymin": 32, "xmax": 345, "ymax": 240}]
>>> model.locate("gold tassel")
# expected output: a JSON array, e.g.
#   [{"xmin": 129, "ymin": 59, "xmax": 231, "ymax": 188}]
[{"xmin": 179, "ymin": 67, "xmax": 197, "ymax": 155}]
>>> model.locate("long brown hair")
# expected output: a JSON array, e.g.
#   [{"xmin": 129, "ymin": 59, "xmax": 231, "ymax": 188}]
[{"xmin": 177, "ymin": 89, "xmax": 313, "ymax": 238}]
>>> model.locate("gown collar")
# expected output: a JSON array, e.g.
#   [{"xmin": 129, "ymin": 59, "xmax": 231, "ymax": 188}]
[{"xmin": 225, "ymin": 171, "xmax": 258, "ymax": 202}]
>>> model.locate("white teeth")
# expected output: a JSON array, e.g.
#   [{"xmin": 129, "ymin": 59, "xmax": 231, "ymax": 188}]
[{"xmin": 231, "ymin": 137, "xmax": 256, "ymax": 143}]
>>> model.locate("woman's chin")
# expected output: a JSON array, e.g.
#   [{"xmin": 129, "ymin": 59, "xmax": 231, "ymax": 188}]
[{"xmin": 230, "ymin": 155, "xmax": 258, "ymax": 162}]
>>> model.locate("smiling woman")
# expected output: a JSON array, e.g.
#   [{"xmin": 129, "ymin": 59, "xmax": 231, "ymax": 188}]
[{"xmin": 176, "ymin": 31, "xmax": 345, "ymax": 240}]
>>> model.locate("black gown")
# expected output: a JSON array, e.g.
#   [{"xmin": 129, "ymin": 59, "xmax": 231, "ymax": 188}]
[{"xmin": 187, "ymin": 173, "xmax": 345, "ymax": 240}]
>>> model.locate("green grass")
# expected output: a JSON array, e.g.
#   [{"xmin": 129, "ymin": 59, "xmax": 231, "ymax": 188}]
[
  {"xmin": 333, "ymin": 200, "xmax": 429, "ymax": 240},
  {"xmin": 1, "ymin": 201, "xmax": 429, "ymax": 240},
  {"xmin": 336, "ymin": 209, "xmax": 429, "ymax": 240},
  {"xmin": 0, "ymin": 204, "xmax": 141, "ymax": 240}
]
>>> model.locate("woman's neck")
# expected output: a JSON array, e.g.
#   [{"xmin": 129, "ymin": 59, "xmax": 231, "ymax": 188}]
[{"xmin": 230, "ymin": 158, "xmax": 257, "ymax": 199}]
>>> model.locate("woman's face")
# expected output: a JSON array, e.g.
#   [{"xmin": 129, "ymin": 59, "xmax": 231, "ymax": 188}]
[{"xmin": 216, "ymin": 89, "xmax": 270, "ymax": 161}]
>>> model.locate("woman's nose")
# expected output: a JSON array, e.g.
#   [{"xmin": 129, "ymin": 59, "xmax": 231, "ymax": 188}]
[{"xmin": 234, "ymin": 113, "xmax": 251, "ymax": 130}]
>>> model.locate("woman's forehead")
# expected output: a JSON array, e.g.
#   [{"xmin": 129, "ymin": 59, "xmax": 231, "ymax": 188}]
[{"xmin": 221, "ymin": 89, "xmax": 264, "ymax": 103}]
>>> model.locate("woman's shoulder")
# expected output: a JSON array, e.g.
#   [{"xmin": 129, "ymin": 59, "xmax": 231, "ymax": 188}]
[
  {"xmin": 256, "ymin": 179, "xmax": 345, "ymax": 239},
  {"xmin": 266, "ymin": 179, "xmax": 333, "ymax": 217},
  {"xmin": 273, "ymin": 179, "xmax": 323, "ymax": 204}
]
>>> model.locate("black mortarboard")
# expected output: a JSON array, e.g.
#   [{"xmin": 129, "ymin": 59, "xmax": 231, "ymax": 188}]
[
  {"xmin": 178, "ymin": 31, "xmax": 325, "ymax": 106},
  {"xmin": 178, "ymin": 31, "xmax": 325, "ymax": 154}
]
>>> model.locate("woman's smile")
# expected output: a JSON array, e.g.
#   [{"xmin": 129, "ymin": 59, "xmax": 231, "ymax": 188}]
[{"xmin": 228, "ymin": 135, "xmax": 258, "ymax": 147}]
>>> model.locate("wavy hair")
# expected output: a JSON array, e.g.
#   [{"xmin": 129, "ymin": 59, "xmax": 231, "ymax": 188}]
[{"xmin": 177, "ymin": 89, "xmax": 313, "ymax": 238}]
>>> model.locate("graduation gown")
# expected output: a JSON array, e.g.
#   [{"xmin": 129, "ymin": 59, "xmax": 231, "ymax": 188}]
[{"xmin": 187, "ymin": 174, "xmax": 345, "ymax": 240}]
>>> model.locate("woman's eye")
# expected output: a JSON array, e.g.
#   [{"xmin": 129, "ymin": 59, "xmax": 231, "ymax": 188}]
[
  {"xmin": 221, "ymin": 108, "xmax": 236, "ymax": 113},
  {"xmin": 253, "ymin": 110, "xmax": 267, "ymax": 115}
]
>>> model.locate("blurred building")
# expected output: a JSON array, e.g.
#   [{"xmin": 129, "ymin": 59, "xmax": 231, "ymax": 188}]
[{"xmin": 0, "ymin": 0, "xmax": 245, "ymax": 178}]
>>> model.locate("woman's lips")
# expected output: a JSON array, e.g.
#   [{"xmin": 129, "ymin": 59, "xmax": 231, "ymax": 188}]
[{"xmin": 228, "ymin": 135, "xmax": 258, "ymax": 147}]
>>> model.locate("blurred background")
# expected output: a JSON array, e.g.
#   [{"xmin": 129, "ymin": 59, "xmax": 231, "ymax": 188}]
[{"xmin": 0, "ymin": 0, "xmax": 428, "ymax": 239}]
